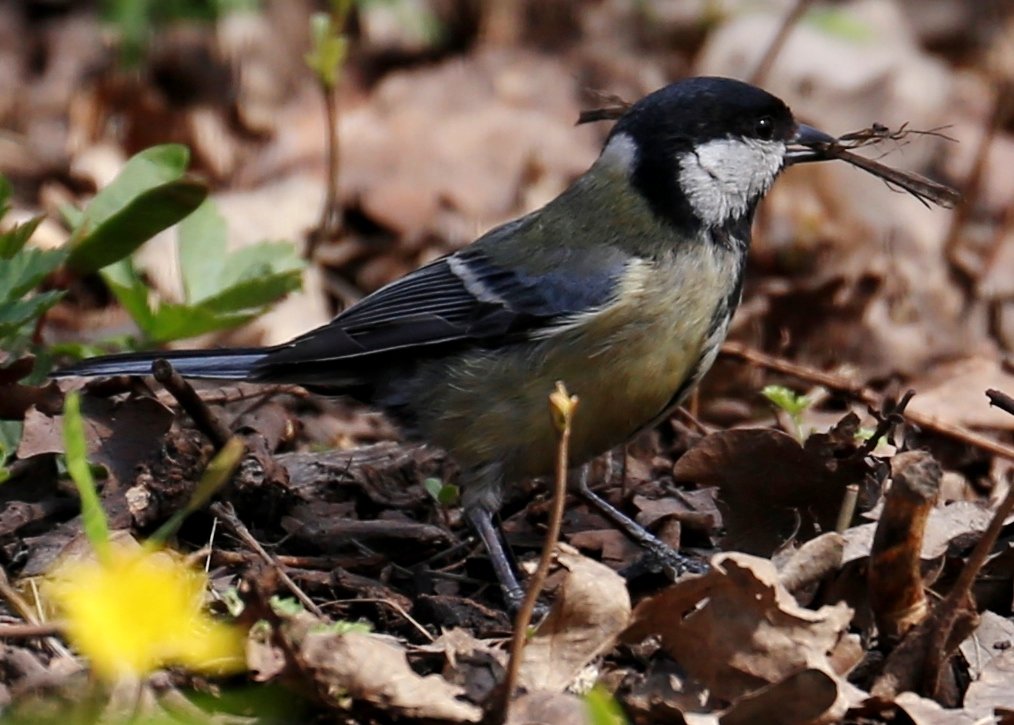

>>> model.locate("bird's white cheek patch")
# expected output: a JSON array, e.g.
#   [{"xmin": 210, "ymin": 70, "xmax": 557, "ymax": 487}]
[{"xmin": 677, "ymin": 138, "xmax": 785, "ymax": 227}]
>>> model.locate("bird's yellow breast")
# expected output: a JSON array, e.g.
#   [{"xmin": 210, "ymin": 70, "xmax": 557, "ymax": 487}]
[{"xmin": 417, "ymin": 242, "xmax": 742, "ymax": 480}]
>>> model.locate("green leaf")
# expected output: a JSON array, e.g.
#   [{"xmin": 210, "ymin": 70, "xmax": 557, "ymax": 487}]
[
  {"xmin": 195, "ymin": 267, "xmax": 303, "ymax": 315},
  {"xmin": 306, "ymin": 11, "xmax": 349, "ymax": 88},
  {"xmin": 312, "ymin": 619, "xmax": 373, "ymax": 636},
  {"xmin": 424, "ymin": 477, "xmax": 460, "ymax": 506},
  {"xmin": 269, "ymin": 596, "xmax": 305, "ymax": 617},
  {"xmin": 0, "ymin": 202, "xmax": 63, "ymax": 351},
  {"xmin": 0, "ymin": 291, "xmax": 64, "ymax": 339},
  {"xmin": 0, "ymin": 215, "xmax": 44, "ymax": 258},
  {"xmin": 805, "ymin": 7, "xmax": 875, "ymax": 42},
  {"xmin": 141, "ymin": 303, "xmax": 258, "ymax": 344},
  {"xmin": 77, "ymin": 144, "xmax": 190, "ymax": 229},
  {"xmin": 195, "ymin": 241, "xmax": 303, "ymax": 308},
  {"xmin": 100, "ymin": 259, "xmax": 154, "ymax": 330},
  {"xmin": 60, "ymin": 203, "xmax": 85, "ymax": 230},
  {"xmin": 0, "ymin": 246, "xmax": 67, "ymax": 301},
  {"xmin": 761, "ymin": 385, "xmax": 812, "ymax": 417},
  {"xmin": 178, "ymin": 197, "xmax": 229, "ymax": 303},
  {"xmin": 178, "ymin": 199, "xmax": 303, "ymax": 319},
  {"xmin": 62, "ymin": 392, "xmax": 111, "ymax": 560},
  {"xmin": 584, "ymin": 686, "xmax": 628, "ymax": 725},
  {"xmin": 47, "ymin": 338, "xmax": 136, "ymax": 362},
  {"xmin": 0, "ymin": 175, "xmax": 11, "ymax": 218},
  {"xmin": 82, "ymin": 165, "xmax": 301, "ymax": 346},
  {"xmin": 67, "ymin": 179, "xmax": 208, "ymax": 274}
]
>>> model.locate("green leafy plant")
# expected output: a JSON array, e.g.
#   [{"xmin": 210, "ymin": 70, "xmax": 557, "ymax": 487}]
[
  {"xmin": 0, "ymin": 175, "xmax": 63, "ymax": 481},
  {"xmin": 762, "ymin": 384, "xmax": 813, "ymax": 442},
  {"xmin": 305, "ymin": 0, "xmax": 354, "ymax": 250},
  {"xmin": 63, "ymin": 144, "xmax": 303, "ymax": 347},
  {"xmin": 584, "ymin": 685, "xmax": 628, "ymax": 725},
  {"xmin": 100, "ymin": 198, "xmax": 303, "ymax": 345},
  {"xmin": 0, "ymin": 177, "xmax": 65, "ymax": 357},
  {"xmin": 62, "ymin": 391, "xmax": 112, "ymax": 558},
  {"xmin": 0, "ymin": 143, "xmax": 302, "ymax": 475},
  {"xmin": 65, "ymin": 145, "xmax": 207, "ymax": 274},
  {"xmin": 423, "ymin": 477, "xmax": 460, "ymax": 506}
]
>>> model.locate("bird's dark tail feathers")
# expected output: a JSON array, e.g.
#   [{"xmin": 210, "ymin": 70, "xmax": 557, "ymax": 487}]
[{"xmin": 51, "ymin": 347, "xmax": 272, "ymax": 380}]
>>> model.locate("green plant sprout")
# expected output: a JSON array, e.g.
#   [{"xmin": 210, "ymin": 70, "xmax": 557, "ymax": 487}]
[{"xmin": 762, "ymin": 384, "xmax": 814, "ymax": 442}]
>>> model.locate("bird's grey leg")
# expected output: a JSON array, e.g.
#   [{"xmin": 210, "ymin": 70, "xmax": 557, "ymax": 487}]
[
  {"xmin": 577, "ymin": 462, "xmax": 707, "ymax": 577},
  {"xmin": 464, "ymin": 504, "xmax": 526, "ymax": 611}
]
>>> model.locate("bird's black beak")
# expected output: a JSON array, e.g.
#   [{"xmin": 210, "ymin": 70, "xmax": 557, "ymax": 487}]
[{"xmin": 785, "ymin": 123, "xmax": 838, "ymax": 165}]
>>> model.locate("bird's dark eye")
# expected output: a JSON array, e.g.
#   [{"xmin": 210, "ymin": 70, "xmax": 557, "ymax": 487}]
[{"xmin": 754, "ymin": 116, "xmax": 774, "ymax": 140}]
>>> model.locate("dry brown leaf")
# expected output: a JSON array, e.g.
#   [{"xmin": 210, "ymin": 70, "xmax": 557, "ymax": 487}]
[
  {"xmin": 336, "ymin": 50, "xmax": 598, "ymax": 241},
  {"xmin": 963, "ymin": 649, "xmax": 1014, "ymax": 720},
  {"xmin": 414, "ymin": 627, "xmax": 505, "ymax": 671},
  {"xmin": 18, "ymin": 396, "xmax": 174, "ymax": 489},
  {"xmin": 623, "ymin": 553, "xmax": 860, "ymax": 704},
  {"xmin": 842, "ymin": 501, "xmax": 996, "ymax": 565},
  {"xmin": 718, "ymin": 668, "xmax": 839, "ymax": 725},
  {"xmin": 567, "ymin": 528, "xmax": 641, "ymax": 567},
  {"xmin": 775, "ymin": 532, "xmax": 846, "ymax": 596},
  {"xmin": 848, "ymin": 692, "xmax": 979, "ymax": 724},
  {"xmin": 958, "ymin": 610, "xmax": 1014, "ymax": 682},
  {"xmin": 302, "ymin": 631, "xmax": 482, "ymax": 721},
  {"xmin": 0, "ymin": 356, "xmax": 63, "ymax": 419},
  {"xmin": 274, "ymin": 611, "xmax": 482, "ymax": 722},
  {"xmin": 674, "ymin": 419, "xmax": 870, "ymax": 556},
  {"xmin": 893, "ymin": 691, "xmax": 981, "ymax": 724},
  {"xmin": 517, "ymin": 545, "xmax": 631, "ymax": 693}
]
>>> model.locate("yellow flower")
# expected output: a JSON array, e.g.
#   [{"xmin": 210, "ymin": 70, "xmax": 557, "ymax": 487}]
[{"xmin": 44, "ymin": 543, "xmax": 246, "ymax": 681}]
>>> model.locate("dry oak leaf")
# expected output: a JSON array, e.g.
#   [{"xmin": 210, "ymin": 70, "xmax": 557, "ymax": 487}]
[
  {"xmin": 301, "ymin": 631, "xmax": 481, "ymax": 721},
  {"xmin": 958, "ymin": 610, "xmax": 1014, "ymax": 683},
  {"xmin": 261, "ymin": 611, "xmax": 481, "ymax": 722},
  {"xmin": 963, "ymin": 649, "xmax": 1014, "ymax": 721},
  {"xmin": 674, "ymin": 421, "xmax": 869, "ymax": 556},
  {"xmin": 518, "ymin": 544, "xmax": 632, "ymax": 693},
  {"xmin": 18, "ymin": 395, "xmax": 173, "ymax": 489},
  {"xmin": 842, "ymin": 501, "xmax": 996, "ymax": 565},
  {"xmin": 623, "ymin": 553, "xmax": 861, "ymax": 704},
  {"xmin": 719, "ymin": 668, "xmax": 839, "ymax": 725}
]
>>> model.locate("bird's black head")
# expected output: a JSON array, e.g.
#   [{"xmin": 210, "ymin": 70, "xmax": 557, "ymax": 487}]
[{"xmin": 602, "ymin": 77, "xmax": 805, "ymax": 232}]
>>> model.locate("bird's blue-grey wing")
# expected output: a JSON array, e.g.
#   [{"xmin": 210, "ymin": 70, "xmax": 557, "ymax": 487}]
[{"xmin": 251, "ymin": 239, "xmax": 627, "ymax": 383}]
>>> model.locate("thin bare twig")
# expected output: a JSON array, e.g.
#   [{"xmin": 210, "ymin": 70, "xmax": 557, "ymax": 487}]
[
  {"xmin": 209, "ymin": 501, "xmax": 323, "ymax": 617},
  {"xmin": 496, "ymin": 383, "xmax": 578, "ymax": 721},
  {"xmin": 327, "ymin": 597, "xmax": 434, "ymax": 643},
  {"xmin": 152, "ymin": 359, "xmax": 232, "ymax": 448},
  {"xmin": 308, "ymin": 86, "xmax": 344, "ymax": 258},
  {"xmin": 721, "ymin": 341, "xmax": 1014, "ymax": 462},
  {"xmin": 835, "ymin": 122, "xmax": 957, "ymax": 148},
  {"xmin": 923, "ymin": 474, "xmax": 1014, "ymax": 695},
  {"xmin": 853, "ymin": 390, "xmax": 915, "ymax": 459},
  {"xmin": 796, "ymin": 140, "xmax": 960, "ymax": 208},
  {"xmin": 0, "ymin": 565, "xmax": 74, "ymax": 660},
  {"xmin": 0, "ymin": 622, "xmax": 63, "ymax": 638},
  {"xmin": 986, "ymin": 388, "xmax": 1014, "ymax": 418}
]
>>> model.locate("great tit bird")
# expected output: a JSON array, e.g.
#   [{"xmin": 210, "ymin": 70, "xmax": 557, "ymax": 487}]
[{"xmin": 55, "ymin": 76, "xmax": 844, "ymax": 606}]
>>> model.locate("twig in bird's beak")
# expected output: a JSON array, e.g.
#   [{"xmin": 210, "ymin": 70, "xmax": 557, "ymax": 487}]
[{"xmin": 787, "ymin": 122, "xmax": 961, "ymax": 209}]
